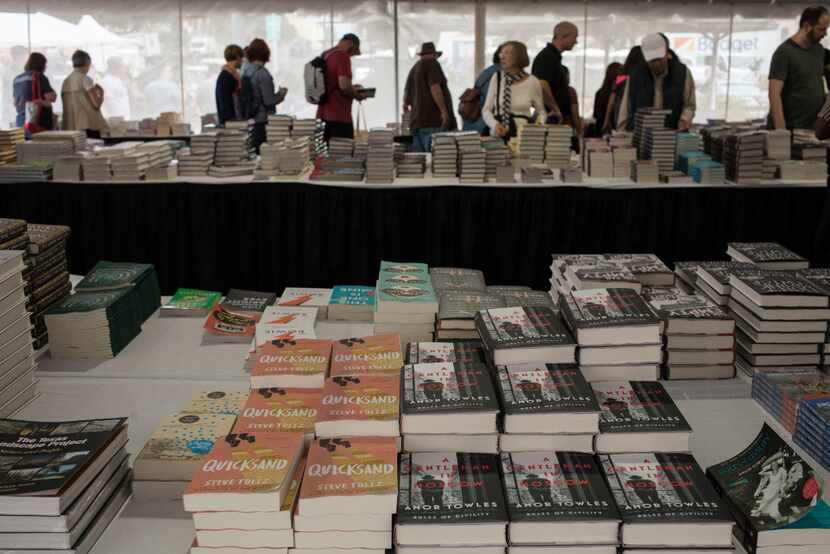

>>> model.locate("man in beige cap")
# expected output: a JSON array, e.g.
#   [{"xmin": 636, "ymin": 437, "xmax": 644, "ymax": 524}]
[
  {"xmin": 617, "ymin": 32, "xmax": 696, "ymax": 131},
  {"xmin": 403, "ymin": 42, "xmax": 456, "ymax": 152}
]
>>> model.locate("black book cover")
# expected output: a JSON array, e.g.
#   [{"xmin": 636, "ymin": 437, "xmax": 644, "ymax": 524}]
[
  {"xmin": 502, "ymin": 451, "xmax": 619, "ymax": 522},
  {"xmin": 600, "ymin": 452, "xmax": 731, "ymax": 523},
  {"xmin": 438, "ymin": 291, "xmax": 505, "ymax": 321},
  {"xmin": 729, "ymin": 266, "xmax": 826, "ymax": 297},
  {"xmin": 593, "ymin": 381, "xmax": 691, "ymax": 434},
  {"xmin": 221, "ymin": 289, "xmax": 277, "ymax": 313},
  {"xmin": 729, "ymin": 242, "xmax": 807, "ymax": 264},
  {"xmin": 566, "ymin": 261, "xmax": 638, "ymax": 285},
  {"xmin": 605, "ymin": 253, "xmax": 671, "ymax": 276},
  {"xmin": 0, "ymin": 418, "xmax": 127, "ymax": 496},
  {"xmin": 405, "ymin": 340, "xmax": 487, "ymax": 365},
  {"xmin": 430, "ymin": 267, "xmax": 487, "ymax": 291},
  {"xmin": 706, "ymin": 423, "xmax": 823, "ymax": 550},
  {"xmin": 402, "ymin": 362, "xmax": 499, "ymax": 414},
  {"xmin": 642, "ymin": 287, "xmax": 729, "ymax": 320},
  {"xmin": 697, "ymin": 262, "xmax": 756, "ymax": 286},
  {"xmin": 797, "ymin": 268, "xmax": 830, "ymax": 295},
  {"xmin": 559, "ymin": 288, "xmax": 660, "ymax": 330},
  {"xmin": 0, "ymin": 219, "xmax": 26, "ymax": 244},
  {"xmin": 498, "ymin": 289, "xmax": 556, "ymax": 309},
  {"xmin": 398, "ymin": 452, "xmax": 508, "ymax": 524},
  {"xmin": 496, "ymin": 363, "xmax": 599, "ymax": 415},
  {"xmin": 474, "ymin": 306, "xmax": 575, "ymax": 351}
]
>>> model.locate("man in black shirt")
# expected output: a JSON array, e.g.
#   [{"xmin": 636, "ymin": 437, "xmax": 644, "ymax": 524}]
[
  {"xmin": 215, "ymin": 44, "xmax": 244, "ymax": 126},
  {"xmin": 531, "ymin": 21, "xmax": 579, "ymax": 124}
]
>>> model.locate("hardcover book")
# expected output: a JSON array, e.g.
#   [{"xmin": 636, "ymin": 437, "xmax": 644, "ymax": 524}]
[
  {"xmin": 498, "ymin": 289, "xmax": 557, "ymax": 309},
  {"xmin": 25, "ymin": 223, "xmax": 70, "ymax": 255},
  {"xmin": 558, "ymin": 288, "xmax": 661, "ymax": 346},
  {"xmin": 405, "ymin": 340, "xmax": 487, "ymax": 365},
  {"xmin": 233, "ymin": 388, "xmax": 321, "ymax": 437},
  {"xmin": 565, "ymin": 261, "xmax": 641, "ymax": 291},
  {"xmin": 474, "ymin": 306, "xmax": 576, "ymax": 364},
  {"xmin": 329, "ymin": 334, "xmax": 403, "ymax": 377},
  {"xmin": 250, "ymin": 338, "xmax": 333, "ymax": 389},
  {"xmin": 641, "ymin": 286, "xmax": 735, "ymax": 335},
  {"xmin": 429, "ymin": 267, "xmax": 486, "ymax": 291},
  {"xmin": 221, "ymin": 289, "xmax": 276, "ymax": 314},
  {"xmin": 315, "ymin": 375, "xmax": 400, "ymax": 437},
  {"xmin": 437, "ymin": 291, "xmax": 505, "ymax": 327},
  {"xmin": 402, "ymin": 362, "xmax": 499, "ymax": 416},
  {"xmin": 728, "ymin": 266, "xmax": 828, "ymax": 307},
  {"xmin": 727, "ymin": 242, "xmax": 809, "ymax": 270},
  {"xmin": 605, "ymin": 253, "xmax": 674, "ymax": 286}
]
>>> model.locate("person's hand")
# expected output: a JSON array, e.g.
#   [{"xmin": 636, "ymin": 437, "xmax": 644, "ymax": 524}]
[
  {"xmin": 44, "ymin": 91, "xmax": 57, "ymax": 103},
  {"xmin": 678, "ymin": 118, "xmax": 692, "ymax": 132},
  {"xmin": 440, "ymin": 110, "xmax": 449, "ymax": 129},
  {"xmin": 494, "ymin": 123, "xmax": 508, "ymax": 137}
]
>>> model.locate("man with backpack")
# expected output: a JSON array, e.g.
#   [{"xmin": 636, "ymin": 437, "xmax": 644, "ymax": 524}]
[
  {"xmin": 313, "ymin": 34, "xmax": 369, "ymax": 144},
  {"xmin": 403, "ymin": 42, "xmax": 456, "ymax": 153}
]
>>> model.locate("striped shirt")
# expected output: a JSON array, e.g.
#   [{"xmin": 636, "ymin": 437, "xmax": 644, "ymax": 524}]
[{"xmin": 818, "ymin": 94, "xmax": 830, "ymax": 122}]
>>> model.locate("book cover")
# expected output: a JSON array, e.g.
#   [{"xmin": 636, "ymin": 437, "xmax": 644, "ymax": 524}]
[
  {"xmin": 559, "ymin": 288, "xmax": 660, "ymax": 329},
  {"xmin": 798, "ymin": 268, "xmax": 830, "ymax": 294},
  {"xmin": 329, "ymin": 286, "xmax": 376, "ymax": 306},
  {"xmin": 261, "ymin": 306, "xmax": 318, "ymax": 326},
  {"xmin": 0, "ymin": 418, "xmax": 127, "ymax": 496},
  {"xmin": 376, "ymin": 282, "xmax": 438, "ymax": 305},
  {"xmin": 429, "ymin": 267, "xmax": 487, "ymax": 291},
  {"xmin": 600, "ymin": 452, "xmax": 730, "ymax": 523},
  {"xmin": 330, "ymin": 334, "xmax": 403, "ymax": 377},
  {"xmin": 496, "ymin": 363, "xmax": 599, "ymax": 415},
  {"xmin": 566, "ymin": 261, "xmax": 638, "ymax": 285},
  {"xmin": 707, "ymin": 424, "xmax": 822, "ymax": 541},
  {"xmin": 697, "ymin": 262, "xmax": 756, "ymax": 286},
  {"xmin": 233, "ymin": 388, "xmax": 321, "ymax": 436},
  {"xmin": 405, "ymin": 341, "xmax": 487, "ymax": 365},
  {"xmin": 162, "ymin": 288, "xmax": 221, "ymax": 312},
  {"xmin": 74, "ymin": 261, "xmax": 154, "ymax": 291},
  {"xmin": 605, "ymin": 253, "xmax": 671, "ymax": 275},
  {"xmin": 300, "ymin": 437, "xmax": 397, "ymax": 503},
  {"xmin": 137, "ymin": 413, "xmax": 236, "ymax": 465},
  {"xmin": 397, "ymin": 452, "xmax": 508, "ymax": 524},
  {"xmin": 475, "ymin": 306, "xmax": 575, "ymax": 350},
  {"xmin": 730, "ymin": 266, "xmax": 827, "ymax": 297},
  {"xmin": 501, "ymin": 451, "xmax": 619, "ymax": 521},
  {"xmin": 642, "ymin": 287, "xmax": 730, "ymax": 320},
  {"xmin": 25, "ymin": 224, "xmax": 70, "ymax": 254},
  {"xmin": 278, "ymin": 288, "xmax": 332, "ymax": 308},
  {"xmin": 182, "ymin": 391, "xmax": 248, "ymax": 415},
  {"xmin": 254, "ymin": 325, "xmax": 316, "ymax": 350},
  {"xmin": 185, "ymin": 431, "xmax": 303, "ymax": 497},
  {"xmin": 251, "ymin": 338, "xmax": 332, "ymax": 380},
  {"xmin": 221, "ymin": 289, "xmax": 276, "ymax": 314},
  {"xmin": 381, "ymin": 273, "xmax": 432, "ymax": 287},
  {"xmin": 316, "ymin": 375, "xmax": 400, "ymax": 426},
  {"xmin": 592, "ymin": 381, "xmax": 691, "ymax": 434},
  {"xmin": 0, "ymin": 219, "xmax": 26, "ymax": 244},
  {"xmin": 728, "ymin": 242, "xmax": 807, "ymax": 264},
  {"xmin": 498, "ymin": 289, "xmax": 556, "ymax": 309},
  {"xmin": 379, "ymin": 261, "xmax": 429, "ymax": 277},
  {"xmin": 202, "ymin": 307, "xmax": 258, "ymax": 338},
  {"xmin": 438, "ymin": 291, "xmax": 505, "ymax": 321},
  {"xmin": 402, "ymin": 362, "xmax": 499, "ymax": 414}
]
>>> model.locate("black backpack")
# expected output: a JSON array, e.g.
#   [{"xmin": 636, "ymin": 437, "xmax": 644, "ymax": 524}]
[{"xmin": 239, "ymin": 66, "xmax": 260, "ymax": 120}]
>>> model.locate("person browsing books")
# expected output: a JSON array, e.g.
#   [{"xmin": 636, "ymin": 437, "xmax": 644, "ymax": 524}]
[
  {"xmin": 243, "ymin": 38, "xmax": 285, "ymax": 153},
  {"xmin": 403, "ymin": 42, "xmax": 457, "ymax": 153},
  {"xmin": 617, "ymin": 33, "xmax": 696, "ymax": 131},
  {"xmin": 12, "ymin": 52, "xmax": 57, "ymax": 137},
  {"xmin": 215, "ymin": 44, "xmax": 244, "ymax": 126},
  {"xmin": 61, "ymin": 50, "xmax": 107, "ymax": 138},
  {"xmin": 317, "ymin": 33, "xmax": 369, "ymax": 144},
  {"xmin": 461, "ymin": 44, "xmax": 504, "ymax": 134},
  {"xmin": 482, "ymin": 41, "xmax": 547, "ymax": 140},
  {"xmin": 532, "ymin": 21, "xmax": 579, "ymax": 123}
]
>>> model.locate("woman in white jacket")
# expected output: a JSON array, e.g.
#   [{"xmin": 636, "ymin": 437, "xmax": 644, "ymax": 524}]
[{"xmin": 482, "ymin": 41, "xmax": 547, "ymax": 139}]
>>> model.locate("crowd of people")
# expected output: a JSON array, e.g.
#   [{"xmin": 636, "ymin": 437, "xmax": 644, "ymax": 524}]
[{"xmin": 10, "ymin": 5, "xmax": 830, "ymax": 153}]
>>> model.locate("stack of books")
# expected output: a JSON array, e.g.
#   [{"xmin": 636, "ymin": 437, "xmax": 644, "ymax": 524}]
[
  {"xmin": 353, "ymin": 138, "xmax": 369, "ymax": 161},
  {"xmin": 560, "ymin": 288, "xmax": 662, "ymax": 382},
  {"xmin": 396, "ymin": 152, "xmax": 427, "ymax": 178},
  {"xmin": 632, "ymin": 108, "xmax": 670, "ymax": 159},
  {"xmin": 496, "ymin": 363, "xmax": 600, "ymax": 452},
  {"xmin": 762, "ymin": 158, "xmax": 778, "ymax": 179},
  {"xmin": 328, "ymin": 333, "xmax": 403, "ymax": 378},
  {"xmin": 0, "ymin": 129, "xmax": 24, "ymax": 164},
  {"xmin": 310, "ymin": 156, "xmax": 365, "ymax": 182},
  {"xmin": 74, "ymin": 261, "xmax": 160, "ymax": 323},
  {"xmin": 314, "ymin": 374, "xmax": 400, "ymax": 439},
  {"xmin": 250, "ymin": 338, "xmax": 332, "ymax": 389},
  {"xmin": 675, "ymin": 131, "xmax": 702, "ymax": 162},
  {"xmin": 643, "ymin": 127, "xmax": 677, "ymax": 174},
  {"xmin": 483, "ymin": 136, "xmax": 510, "ymax": 179},
  {"xmin": 0, "ymin": 418, "xmax": 132, "ymax": 554},
  {"xmin": 458, "ymin": 140, "xmax": 486, "ymax": 183},
  {"xmin": 396, "ymin": 452, "xmax": 507, "ymax": 552},
  {"xmin": 660, "ymin": 170, "xmax": 694, "ymax": 183},
  {"xmin": 24, "ymin": 223, "xmax": 72, "ymax": 351},
  {"xmin": 236, "ymin": 387, "xmax": 320, "ymax": 446},
  {"xmin": 694, "ymin": 261, "xmax": 755, "ymax": 306},
  {"xmin": 0, "ymin": 161, "xmax": 53, "ymax": 182},
  {"xmin": 724, "ymin": 131, "xmax": 765, "ymax": 184},
  {"xmin": 436, "ymin": 290, "xmax": 504, "ymax": 340},
  {"xmin": 328, "ymin": 137, "xmax": 355, "ymax": 158},
  {"xmin": 203, "ymin": 289, "xmax": 276, "ymax": 346},
  {"xmin": 277, "ymin": 287, "xmax": 332, "ymax": 319},
  {"xmin": 184, "ymin": 431, "xmax": 304, "ymax": 554},
  {"xmin": 190, "ymin": 133, "xmax": 219, "ymax": 155},
  {"xmin": 691, "ymin": 159, "xmax": 726, "ymax": 184},
  {"xmin": 521, "ymin": 165, "xmax": 545, "ymax": 183},
  {"xmin": 43, "ymin": 296, "xmax": 138, "ymax": 357},
  {"xmin": 612, "ymin": 145, "xmax": 636, "ymax": 177},
  {"xmin": 176, "ymin": 148, "xmax": 214, "ymax": 177},
  {"xmin": 210, "ymin": 126, "xmax": 255, "ymax": 175},
  {"xmin": 726, "ymin": 241, "xmax": 810, "ymax": 270},
  {"xmin": 247, "ymin": 304, "xmax": 317, "ymax": 366},
  {"xmin": 295, "ymin": 437, "xmax": 397, "ymax": 553},
  {"xmin": 643, "ymin": 286, "xmax": 736, "ymax": 380},
  {"xmin": 0, "ymin": 249, "xmax": 36, "ymax": 415},
  {"xmin": 728, "ymin": 266, "xmax": 829, "ymax": 379},
  {"xmin": 751, "ymin": 367, "xmax": 829, "ymax": 434},
  {"xmin": 794, "ymin": 396, "xmax": 830, "ymax": 471},
  {"xmin": 475, "ymin": 305, "xmax": 576, "ymax": 366},
  {"xmin": 431, "ymin": 133, "xmax": 458, "ymax": 177},
  {"xmin": 544, "ymin": 124, "xmax": 572, "ymax": 169},
  {"xmin": 629, "ymin": 159, "xmax": 659, "ymax": 182},
  {"xmin": 146, "ymin": 164, "xmax": 176, "ymax": 180},
  {"xmin": 375, "ymin": 261, "xmax": 438, "ymax": 345},
  {"xmin": 266, "ymin": 114, "xmax": 292, "ymax": 143},
  {"xmin": 328, "ymin": 285, "xmax": 375, "ymax": 321},
  {"xmin": 110, "ymin": 152, "xmax": 151, "ymax": 181},
  {"xmin": 561, "ymin": 164, "xmax": 583, "ymax": 183},
  {"xmin": 366, "ymin": 128, "xmax": 395, "ymax": 184},
  {"xmin": 765, "ymin": 128, "xmax": 791, "ymax": 160},
  {"xmin": 587, "ymin": 145, "xmax": 613, "ymax": 177},
  {"xmin": 518, "ymin": 125, "xmax": 547, "ymax": 164},
  {"xmin": 52, "ymin": 154, "xmax": 83, "ymax": 180},
  {"xmin": 677, "ymin": 150, "xmax": 712, "ymax": 174}
]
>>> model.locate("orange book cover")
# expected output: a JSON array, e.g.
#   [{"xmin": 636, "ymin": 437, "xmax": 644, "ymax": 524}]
[
  {"xmin": 185, "ymin": 431, "xmax": 303, "ymax": 496},
  {"xmin": 280, "ymin": 456, "xmax": 306, "ymax": 511},
  {"xmin": 234, "ymin": 388, "xmax": 321, "ymax": 436},
  {"xmin": 300, "ymin": 437, "xmax": 397, "ymax": 502},
  {"xmin": 202, "ymin": 306, "xmax": 259, "ymax": 338},
  {"xmin": 251, "ymin": 339, "xmax": 333, "ymax": 380},
  {"xmin": 317, "ymin": 375, "xmax": 400, "ymax": 424},
  {"xmin": 330, "ymin": 334, "xmax": 403, "ymax": 377}
]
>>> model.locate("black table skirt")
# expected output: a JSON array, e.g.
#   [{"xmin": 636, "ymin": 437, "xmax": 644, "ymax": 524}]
[{"xmin": 3, "ymin": 181, "xmax": 829, "ymax": 294}]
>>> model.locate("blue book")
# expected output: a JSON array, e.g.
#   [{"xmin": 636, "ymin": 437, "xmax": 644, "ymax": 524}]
[{"xmin": 329, "ymin": 285, "xmax": 376, "ymax": 306}]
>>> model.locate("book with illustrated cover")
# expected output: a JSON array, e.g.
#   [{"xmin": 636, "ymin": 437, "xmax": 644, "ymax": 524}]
[
  {"xmin": 605, "ymin": 253, "xmax": 674, "ymax": 286},
  {"xmin": 379, "ymin": 260, "xmax": 429, "ymax": 277},
  {"xmin": 221, "ymin": 289, "xmax": 276, "ymax": 314},
  {"xmin": 375, "ymin": 280, "xmax": 438, "ymax": 314},
  {"xmin": 278, "ymin": 288, "xmax": 333, "ymax": 318},
  {"xmin": 181, "ymin": 390, "xmax": 247, "ymax": 415},
  {"xmin": 474, "ymin": 306, "xmax": 576, "ymax": 365},
  {"xmin": 160, "ymin": 288, "xmax": 221, "ymax": 317},
  {"xmin": 315, "ymin": 375, "xmax": 400, "ymax": 437},
  {"xmin": 402, "ymin": 362, "xmax": 499, "ymax": 416},
  {"xmin": 329, "ymin": 285, "xmax": 376, "ymax": 306},
  {"xmin": 405, "ymin": 340, "xmax": 486, "ymax": 365},
  {"xmin": 641, "ymin": 286, "xmax": 735, "ymax": 335},
  {"xmin": 202, "ymin": 306, "xmax": 258, "ymax": 343},
  {"xmin": 437, "ymin": 291, "xmax": 505, "ymax": 328},
  {"xmin": 727, "ymin": 242, "xmax": 809, "ymax": 270},
  {"xmin": 134, "ymin": 412, "xmax": 236, "ymax": 481},
  {"xmin": 728, "ymin": 266, "xmax": 828, "ymax": 308},
  {"xmin": 74, "ymin": 261, "xmax": 154, "ymax": 291},
  {"xmin": 429, "ymin": 267, "xmax": 486, "ymax": 291},
  {"xmin": 565, "ymin": 261, "xmax": 641, "ymax": 292},
  {"xmin": 707, "ymin": 424, "xmax": 828, "ymax": 553},
  {"xmin": 25, "ymin": 223, "xmax": 70, "ymax": 255},
  {"xmin": 559, "ymin": 288, "xmax": 661, "ymax": 346},
  {"xmin": 381, "ymin": 272, "xmax": 432, "ymax": 287},
  {"xmin": 250, "ymin": 338, "xmax": 333, "ymax": 389},
  {"xmin": 233, "ymin": 388, "xmax": 320, "ymax": 438},
  {"xmin": 498, "ymin": 289, "xmax": 557, "ymax": 309},
  {"xmin": 329, "ymin": 334, "xmax": 403, "ymax": 377}
]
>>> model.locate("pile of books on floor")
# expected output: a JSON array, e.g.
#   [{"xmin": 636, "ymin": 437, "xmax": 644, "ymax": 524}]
[
  {"xmin": 25, "ymin": 223, "xmax": 72, "ymax": 351},
  {"xmin": 643, "ymin": 285, "xmax": 736, "ymax": 380},
  {"xmin": 45, "ymin": 261, "xmax": 160, "ymax": 358},
  {"xmin": 544, "ymin": 124, "xmax": 572, "ymax": 168},
  {"xmin": 0, "ymin": 249, "xmax": 37, "ymax": 415},
  {"xmin": 724, "ymin": 131, "xmax": 764, "ymax": 184},
  {"xmin": 396, "ymin": 153, "xmax": 426, "ymax": 178},
  {"xmin": 202, "ymin": 289, "xmax": 276, "ymax": 345},
  {"xmin": 0, "ymin": 160, "xmax": 53, "ymax": 182},
  {"xmin": 0, "ymin": 417, "xmax": 132, "ymax": 554},
  {"xmin": 458, "ymin": 138, "xmax": 486, "ymax": 183},
  {"xmin": 266, "ymin": 114, "xmax": 292, "ymax": 143},
  {"xmin": 0, "ymin": 128, "xmax": 24, "ymax": 164},
  {"xmin": 209, "ymin": 125, "xmax": 256, "ymax": 177},
  {"xmin": 366, "ymin": 128, "xmax": 395, "ymax": 184},
  {"xmin": 643, "ymin": 126, "xmax": 677, "ymax": 174},
  {"xmin": 375, "ymin": 261, "xmax": 438, "ymax": 345},
  {"xmin": 431, "ymin": 133, "xmax": 458, "ymax": 177},
  {"xmin": 632, "ymin": 108, "xmax": 670, "ymax": 159},
  {"xmin": 482, "ymin": 136, "xmax": 510, "ymax": 179},
  {"xmin": 518, "ymin": 124, "xmax": 547, "ymax": 164}
]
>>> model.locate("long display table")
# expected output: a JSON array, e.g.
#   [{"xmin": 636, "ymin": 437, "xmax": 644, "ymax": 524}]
[{"xmin": 2, "ymin": 179, "xmax": 828, "ymax": 294}]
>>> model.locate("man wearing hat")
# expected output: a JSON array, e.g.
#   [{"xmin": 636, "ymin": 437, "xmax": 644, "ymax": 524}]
[
  {"xmin": 617, "ymin": 33, "xmax": 696, "ymax": 132},
  {"xmin": 403, "ymin": 41, "xmax": 457, "ymax": 153},
  {"xmin": 317, "ymin": 33, "xmax": 370, "ymax": 143}
]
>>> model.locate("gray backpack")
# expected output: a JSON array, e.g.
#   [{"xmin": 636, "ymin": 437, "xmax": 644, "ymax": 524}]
[{"xmin": 304, "ymin": 54, "xmax": 327, "ymax": 105}]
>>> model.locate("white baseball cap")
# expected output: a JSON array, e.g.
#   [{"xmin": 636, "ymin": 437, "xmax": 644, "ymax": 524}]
[{"xmin": 641, "ymin": 33, "xmax": 667, "ymax": 62}]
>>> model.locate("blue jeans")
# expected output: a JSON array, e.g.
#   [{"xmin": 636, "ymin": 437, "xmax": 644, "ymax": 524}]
[{"xmin": 412, "ymin": 127, "xmax": 442, "ymax": 153}]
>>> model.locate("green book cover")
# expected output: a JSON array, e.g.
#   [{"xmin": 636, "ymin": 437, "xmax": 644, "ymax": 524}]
[
  {"xmin": 164, "ymin": 288, "xmax": 221, "ymax": 311},
  {"xmin": 379, "ymin": 260, "xmax": 429, "ymax": 277},
  {"xmin": 45, "ymin": 289, "xmax": 133, "ymax": 315},
  {"xmin": 75, "ymin": 261, "xmax": 155, "ymax": 291},
  {"xmin": 376, "ymin": 279, "xmax": 438, "ymax": 304}
]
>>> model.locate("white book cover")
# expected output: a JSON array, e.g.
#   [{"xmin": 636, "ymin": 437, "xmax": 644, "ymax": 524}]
[{"xmin": 279, "ymin": 288, "xmax": 333, "ymax": 308}]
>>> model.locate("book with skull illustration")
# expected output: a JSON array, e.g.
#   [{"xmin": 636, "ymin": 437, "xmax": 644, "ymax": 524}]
[
  {"xmin": 501, "ymin": 451, "xmax": 619, "ymax": 546},
  {"xmin": 249, "ymin": 338, "xmax": 333, "ymax": 389},
  {"xmin": 314, "ymin": 375, "xmax": 400, "ymax": 438},
  {"xmin": 474, "ymin": 306, "xmax": 577, "ymax": 365},
  {"xmin": 329, "ymin": 334, "xmax": 403, "ymax": 377},
  {"xmin": 707, "ymin": 423, "xmax": 829, "ymax": 554},
  {"xmin": 233, "ymin": 388, "xmax": 321, "ymax": 440},
  {"xmin": 592, "ymin": 381, "xmax": 692, "ymax": 453},
  {"xmin": 600, "ymin": 452, "xmax": 733, "ymax": 548},
  {"xmin": 395, "ymin": 452, "xmax": 508, "ymax": 547}
]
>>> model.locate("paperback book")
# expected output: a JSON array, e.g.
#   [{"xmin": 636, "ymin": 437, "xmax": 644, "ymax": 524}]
[
  {"xmin": 314, "ymin": 375, "xmax": 400, "ymax": 438},
  {"xmin": 160, "ymin": 288, "xmax": 221, "ymax": 317},
  {"xmin": 329, "ymin": 334, "xmax": 403, "ymax": 377},
  {"xmin": 233, "ymin": 388, "xmax": 321, "ymax": 439},
  {"xmin": 250, "ymin": 338, "xmax": 333, "ymax": 389}
]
